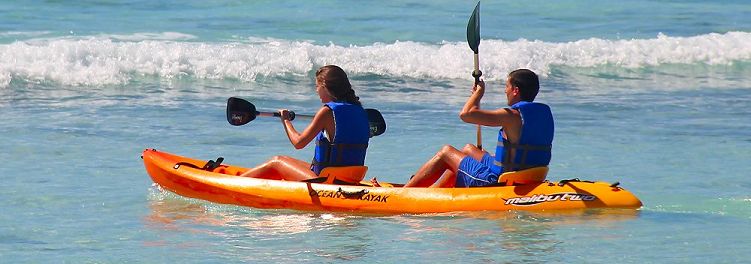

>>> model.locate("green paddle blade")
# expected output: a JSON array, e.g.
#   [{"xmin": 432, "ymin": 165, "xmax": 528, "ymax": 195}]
[{"xmin": 466, "ymin": 1, "xmax": 480, "ymax": 54}]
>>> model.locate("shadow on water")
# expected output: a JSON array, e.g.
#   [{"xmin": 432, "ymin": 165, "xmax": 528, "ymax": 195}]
[
  {"xmin": 143, "ymin": 186, "xmax": 641, "ymax": 262},
  {"xmin": 143, "ymin": 187, "xmax": 375, "ymax": 261},
  {"xmin": 378, "ymin": 209, "xmax": 641, "ymax": 261}
]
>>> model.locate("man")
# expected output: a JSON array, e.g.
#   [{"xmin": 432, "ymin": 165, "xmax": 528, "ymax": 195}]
[{"xmin": 404, "ymin": 69, "xmax": 554, "ymax": 187}]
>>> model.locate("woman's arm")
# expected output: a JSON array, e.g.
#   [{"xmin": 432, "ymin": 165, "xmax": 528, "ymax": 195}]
[{"xmin": 281, "ymin": 106, "xmax": 334, "ymax": 149}]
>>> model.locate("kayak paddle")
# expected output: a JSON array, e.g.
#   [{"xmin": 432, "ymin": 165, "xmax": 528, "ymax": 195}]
[
  {"xmin": 466, "ymin": 1, "xmax": 483, "ymax": 150},
  {"xmin": 226, "ymin": 97, "xmax": 386, "ymax": 138}
]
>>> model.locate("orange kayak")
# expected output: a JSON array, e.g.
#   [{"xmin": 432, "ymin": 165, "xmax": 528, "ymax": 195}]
[{"xmin": 142, "ymin": 149, "xmax": 642, "ymax": 214}]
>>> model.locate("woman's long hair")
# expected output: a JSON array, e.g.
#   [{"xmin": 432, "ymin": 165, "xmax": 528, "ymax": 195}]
[{"xmin": 316, "ymin": 65, "xmax": 361, "ymax": 106}]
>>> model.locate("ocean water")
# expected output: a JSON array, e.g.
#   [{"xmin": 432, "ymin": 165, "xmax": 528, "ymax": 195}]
[{"xmin": 2, "ymin": 0, "xmax": 750, "ymax": 263}]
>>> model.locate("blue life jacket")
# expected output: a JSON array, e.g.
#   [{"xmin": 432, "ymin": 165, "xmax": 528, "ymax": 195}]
[
  {"xmin": 311, "ymin": 101, "xmax": 370, "ymax": 175},
  {"xmin": 493, "ymin": 101, "xmax": 554, "ymax": 173}
]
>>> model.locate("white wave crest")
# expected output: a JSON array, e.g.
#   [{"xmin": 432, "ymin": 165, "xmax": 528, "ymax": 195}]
[
  {"xmin": 1, "ymin": 32, "xmax": 750, "ymax": 87},
  {"xmin": 0, "ymin": 31, "xmax": 53, "ymax": 38}
]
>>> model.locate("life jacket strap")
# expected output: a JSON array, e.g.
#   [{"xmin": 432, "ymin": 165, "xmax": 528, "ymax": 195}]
[
  {"xmin": 312, "ymin": 142, "xmax": 368, "ymax": 167},
  {"xmin": 497, "ymin": 141, "xmax": 552, "ymax": 172}
]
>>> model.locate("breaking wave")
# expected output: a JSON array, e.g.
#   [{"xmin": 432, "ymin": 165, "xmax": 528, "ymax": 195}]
[{"xmin": 1, "ymin": 31, "xmax": 750, "ymax": 87}]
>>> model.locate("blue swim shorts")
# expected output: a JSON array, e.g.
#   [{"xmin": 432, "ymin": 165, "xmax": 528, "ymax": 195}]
[{"xmin": 455, "ymin": 153, "xmax": 500, "ymax": 187}]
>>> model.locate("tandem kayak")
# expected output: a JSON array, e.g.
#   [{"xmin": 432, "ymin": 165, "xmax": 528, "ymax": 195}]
[{"xmin": 142, "ymin": 149, "xmax": 642, "ymax": 214}]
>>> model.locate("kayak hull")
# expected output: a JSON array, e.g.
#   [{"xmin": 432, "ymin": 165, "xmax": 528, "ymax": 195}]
[{"xmin": 142, "ymin": 149, "xmax": 642, "ymax": 214}]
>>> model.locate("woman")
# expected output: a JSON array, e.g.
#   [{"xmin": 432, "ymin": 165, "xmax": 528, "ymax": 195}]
[{"xmin": 240, "ymin": 65, "xmax": 370, "ymax": 181}]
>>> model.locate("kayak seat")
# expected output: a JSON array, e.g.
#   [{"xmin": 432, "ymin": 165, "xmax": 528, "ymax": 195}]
[
  {"xmin": 317, "ymin": 166, "xmax": 368, "ymax": 185},
  {"xmin": 498, "ymin": 166, "xmax": 548, "ymax": 186}
]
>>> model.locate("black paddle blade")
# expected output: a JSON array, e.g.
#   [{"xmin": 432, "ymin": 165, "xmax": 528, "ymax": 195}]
[
  {"xmin": 227, "ymin": 97, "xmax": 257, "ymax": 126},
  {"xmin": 366, "ymin": 109, "xmax": 386, "ymax": 137},
  {"xmin": 466, "ymin": 1, "xmax": 480, "ymax": 54}
]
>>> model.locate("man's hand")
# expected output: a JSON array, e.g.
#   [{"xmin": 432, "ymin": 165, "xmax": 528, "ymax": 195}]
[{"xmin": 472, "ymin": 79, "xmax": 485, "ymax": 97}]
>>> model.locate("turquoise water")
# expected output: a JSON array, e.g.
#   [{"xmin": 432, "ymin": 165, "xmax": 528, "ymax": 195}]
[{"xmin": 2, "ymin": 1, "xmax": 750, "ymax": 262}]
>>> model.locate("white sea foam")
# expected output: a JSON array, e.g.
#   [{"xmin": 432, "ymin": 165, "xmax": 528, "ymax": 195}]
[
  {"xmin": 105, "ymin": 32, "xmax": 198, "ymax": 41},
  {"xmin": 0, "ymin": 31, "xmax": 53, "ymax": 38},
  {"xmin": 1, "ymin": 32, "xmax": 750, "ymax": 88}
]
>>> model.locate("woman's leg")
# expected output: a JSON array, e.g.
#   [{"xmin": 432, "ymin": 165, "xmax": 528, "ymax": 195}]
[
  {"xmin": 405, "ymin": 145, "xmax": 466, "ymax": 187},
  {"xmin": 239, "ymin": 155, "xmax": 317, "ymax": 181}
]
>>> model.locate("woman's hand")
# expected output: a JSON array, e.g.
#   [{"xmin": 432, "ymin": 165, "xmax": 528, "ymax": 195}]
[
  {"xmin": 279, "ymin": 109, "xmax": 292, "ymax": 121},
  {"xmin": 282, "ymin": 106, "xmax": 332, "ymax": 150}
]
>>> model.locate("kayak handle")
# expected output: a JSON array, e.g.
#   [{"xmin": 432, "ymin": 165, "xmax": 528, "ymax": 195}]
[{"xmin": 337, "ymin": 188, "xmax": 369, "ymax": 198}]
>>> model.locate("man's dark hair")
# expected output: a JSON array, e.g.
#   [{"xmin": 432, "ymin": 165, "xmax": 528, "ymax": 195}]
[{"xmin": 508, "ymin": 69, "xmax": 540, "ymax": 101}]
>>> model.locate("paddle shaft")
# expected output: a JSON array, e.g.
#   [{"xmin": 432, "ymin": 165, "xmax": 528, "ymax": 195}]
[
  {"xmin": 473, "ymin": 54, "xmax": 481, "ymax": 81},
  {"xmin": 256, "ymin": 110, "xmax": 304, "ymax": 121},
  {"xmin": 227, "ymin": 97, "xmax": 386, "ymax": 137},
  {"xmin": 473, "ymin": 53, "xmax": 482, "ymax": 150}
]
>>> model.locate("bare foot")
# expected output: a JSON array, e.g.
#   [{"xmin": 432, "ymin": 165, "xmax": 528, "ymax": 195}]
[{"xmin": 370, "ymin": 177, "xmax": 382, "ymax": 187}]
